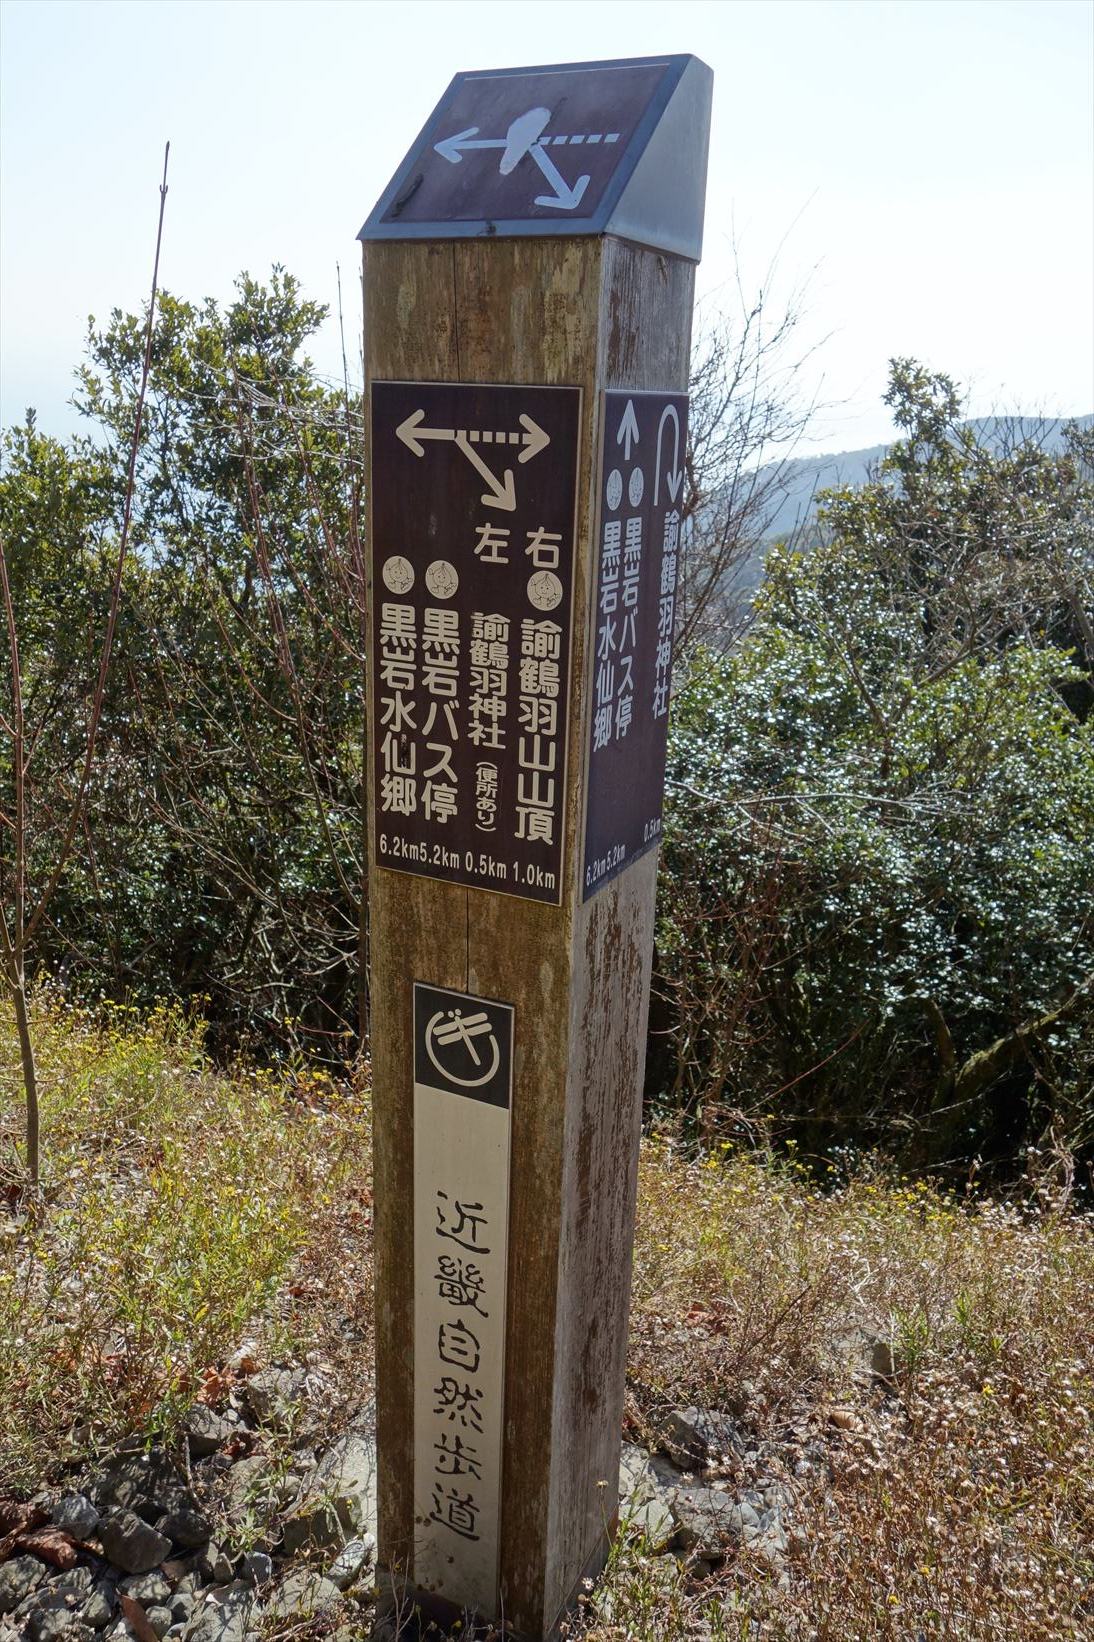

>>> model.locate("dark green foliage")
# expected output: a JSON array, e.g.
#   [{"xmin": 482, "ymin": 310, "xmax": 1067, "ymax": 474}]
[
  {"xmin": 653, "ymin": 362, "xmax": 1094, "ymax": 1176},
  {"xmin": 2, "ymin": 271, "xmax": 365, "ymax": 1056},
  {"xmin": 5, "ymin": 309, "xmax": 1091, "ymax": 1173}
]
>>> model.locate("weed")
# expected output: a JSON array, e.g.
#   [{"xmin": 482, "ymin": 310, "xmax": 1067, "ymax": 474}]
[{"xmin": 0, "ymin": 990, "xmax": 371, "ymax": 1491}]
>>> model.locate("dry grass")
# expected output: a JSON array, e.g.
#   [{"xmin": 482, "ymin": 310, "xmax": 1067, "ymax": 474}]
[
  {"xmin": 0, "ymin": 990, "xmax": 373, "ymax": 1492},
  {"xmin": 2, "ymin": 1001, "xmax": 1092, "ymax": 1638},
  {"xmin": 584, "ymin": 1140, "xmax": 1094, "ymax": 1639}
]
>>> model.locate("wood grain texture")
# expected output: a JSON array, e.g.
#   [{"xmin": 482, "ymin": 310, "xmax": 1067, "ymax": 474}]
[
  {"xmin": 543, "ymin": 241, "xmax": 695, "ymax": 1635},
  {"xmin": 364, "ymin": 240, "xmax": 469, "ymax": 1596},
  {"xmin": 364, "ymin": 234, "xmax": 695, "ymax": 1639},
  {"xmin": 454, "ymin": 238, "xmax": 603, "ymax": 1636}
]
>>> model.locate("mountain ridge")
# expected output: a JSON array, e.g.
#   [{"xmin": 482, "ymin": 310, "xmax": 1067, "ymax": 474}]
[{"xmin": 758, "ymin": 413, "xmax": 1094, "ymax": 545}]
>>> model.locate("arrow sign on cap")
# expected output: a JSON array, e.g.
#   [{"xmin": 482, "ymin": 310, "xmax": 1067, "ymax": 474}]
[{"xmin": 432, "ymin": 105, "xmax": 608, "ymax": 213}]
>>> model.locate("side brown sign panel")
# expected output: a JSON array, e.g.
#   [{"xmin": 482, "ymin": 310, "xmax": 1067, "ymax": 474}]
[
  {"xmin": 582, "ymin": 390, "xmax": 688, "ymax": 901},
  {"xmin": 371, "ymin": 381, "xmax": 581, "ymax": 905}
]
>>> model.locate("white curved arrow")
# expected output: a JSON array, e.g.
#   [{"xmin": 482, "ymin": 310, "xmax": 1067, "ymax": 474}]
[{"xmin": 655, "ymin": 403, "xmax": 683, "ymax": 504}]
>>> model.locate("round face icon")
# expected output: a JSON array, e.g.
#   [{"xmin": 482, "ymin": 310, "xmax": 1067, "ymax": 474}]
[
  {"xmin": 527, "ymin": 570, "xmax": 563, "ymax": 612},
  {"xmin": 425, "ymin": 559, "xmax": 459, "ymax": 600},
  {"xmin": 628, "ymin": 466, "xmax": 645, "ymax": 507},
  {"xmin": 382, "ymin": 555, "xmax": 414, "ymax": 595},
  {"xmin": 605, "ymin": 468, "xmax": 623, "ymax": 511}
]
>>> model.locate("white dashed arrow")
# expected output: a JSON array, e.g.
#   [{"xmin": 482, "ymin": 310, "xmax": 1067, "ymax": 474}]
[
  {"xmin": 433, "ymin": 105, "xmax": 621, "ymax": 212},
  {"xmin": 395, "ymin": 409, "xmax": 551, "ymax": 512}
]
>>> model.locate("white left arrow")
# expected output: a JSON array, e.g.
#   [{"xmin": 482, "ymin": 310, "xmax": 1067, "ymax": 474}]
[
  {"xmin": 394, "ymin": 410, "xmax": 453, "ymax": 456},
  {"xmin": 433, "ymin": 127, "xmax": 509, "ymax": 165}
]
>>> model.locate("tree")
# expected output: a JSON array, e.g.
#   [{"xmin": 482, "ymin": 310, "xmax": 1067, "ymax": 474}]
[
  {"xmin": 68, "ymin": 268, "xmax": 366, "ymax": 1054},
  {"xmin": 0, "ymin": 149, "xmax": 169, "ymax": 1189},
  {"xmin": 654, "ymin": 361, "xmax": 1094, "ymax": 1177},
  {"xmin": 673, "ymin": 256, "xmax": 825, "ymax": 659}
]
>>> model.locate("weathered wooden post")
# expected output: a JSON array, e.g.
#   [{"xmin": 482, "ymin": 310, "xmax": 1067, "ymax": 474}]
[{"xmin": 359, "ymin": 54, "xmax": 712, "ymax": 1639}]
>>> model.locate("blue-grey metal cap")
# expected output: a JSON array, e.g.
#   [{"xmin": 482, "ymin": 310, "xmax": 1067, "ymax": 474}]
[{"xmin": 358, "ymin": 54, "xmax": 712, "ymax": 263}]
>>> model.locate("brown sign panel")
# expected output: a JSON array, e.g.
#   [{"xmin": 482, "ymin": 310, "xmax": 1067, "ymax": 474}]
[
  {"xmin": 369, "ymin": 59, "xmax": 670, "ymax": 233},
  {"xmin": 371, "ymin": 381, "xmax": 580, "ymax": 905},
  {"xmin": 582, "ymin": 390, "xmax": 688, "ymax": 901}
]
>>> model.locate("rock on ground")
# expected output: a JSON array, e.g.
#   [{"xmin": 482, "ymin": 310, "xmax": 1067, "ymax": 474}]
[
  {"xmin": 659, "ymin": 1407, "xmax": 746, "ymax": 1468},
  {"xmin": 181, "ymin": 1581, "xmax": 253, "ymax": 1642},
  {"xmin": 263, "ymin": 1570, "xmax": 343, "ymax": 1624},
  {"xmin": 0, "ymin": 1556, "xmax": 46, "ymax": 1615},
  {"xmin": 97, "ymin": 1512, "xmax": 172, "ymax": 1576}
]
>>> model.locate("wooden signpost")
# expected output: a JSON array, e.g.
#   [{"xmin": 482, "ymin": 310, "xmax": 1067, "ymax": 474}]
[{"xmin": 360, "ymin": 54, "xmax": 712, "ymax": 1640}]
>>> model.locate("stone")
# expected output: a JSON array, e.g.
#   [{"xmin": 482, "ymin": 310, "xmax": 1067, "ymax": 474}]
[
  {"xmin": 180, "ymin": 1583, "xmax": 252, "ymax": 1642},
  {"xmin": 90, "ymin": 1453, "xmax": 193, "ymax": 1520},
  {"xmin": 79, "ymin": 1584, "xmax": 116, "ymax": 1632},
  {"xmin": 154, "ymin": 1510, "xmax": 210, "ymax": 1551},
  {"xmin": 669, "ymin": 1486, "xmax": 750, "ymax": 1556},
  {"xmin": 0, "ymin": 1556, "xmax": 45, "ymax": 1615},
  {"xmin": 52, "ymin": 1494, "xmax": 100, "ymax": 1541},
  {"xmin": 239, "ymin": 1553, "xmax": 273, "ymax": 1588},
  {"xmin": 621, "ymin": 1494, "xmax": 675, "ymax": 1550},
  {"xmin": 118, "ymin": 1575, "xmax": 171, "ymax": 1608},
  {"xmin": 280, "ymin": 1500, "xmax": 343, "ymax": 1556},
  {"xmin": 659, "ymin": 1408, "xmax": 745, "ymax": 1469},
  {"xmin": 325, "ymin": 1535, "xmax": 375, "ymax": 1591},
  {"xmin": 98, "ymin": 1511, "xmax": 172, "ymax": 1576},
  {"xmin": 27, "ymin": 1613, "xmax": 93, "ymax": 1642},
  {"xmin": 187, "ymin": 1544, "xmax": 233, "ymax": 1586},
  {"xmin": 220, "ymin": 1455, "xmax": 278, "ymax": 1523},
  {"xmin": 263, "ymin": 1572, "xmax": 342, "ymax": 1624},
  {"xmin": 241, "ymin": 1367, "xmax": 305, "ymax": 1429},
  {"xmin": 182, "ymin": 1408, "xmax": 234, "ymax": 1460},
  {"xmin": 166, "ymin": 1594, "xmax": 194, "ymax": 1628},
  {"xmin": 279, "ymin": 1433, "xmax": 375, "ymax": 1553},
  {"xmin": 302, "ymin": 1430, "xmax": 377, "ymax": 1538},
  {"xmin": 145, "ymin": 1609, "xmax": 172, "ymax": 1639}
]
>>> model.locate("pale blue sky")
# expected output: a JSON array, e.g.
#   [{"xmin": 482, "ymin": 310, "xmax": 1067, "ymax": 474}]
[{"xmin": 1, "ymin": 0, "xmax": 1091, "ymax": 454}]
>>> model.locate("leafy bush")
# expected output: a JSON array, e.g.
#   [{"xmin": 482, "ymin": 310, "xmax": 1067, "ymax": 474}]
[
  {"xmin": 653, "ymin": 366, "xmax": 1094, "ymax": 1175},
  {"xmin": 1, "ymin": 271, "xmax": 365, "ymax": 1058}
]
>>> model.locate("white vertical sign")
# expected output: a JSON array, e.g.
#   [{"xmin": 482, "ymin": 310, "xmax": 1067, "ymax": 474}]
[{"xmin": 413, "ymin": 983, "xmax": 513, "ymax": 1617}]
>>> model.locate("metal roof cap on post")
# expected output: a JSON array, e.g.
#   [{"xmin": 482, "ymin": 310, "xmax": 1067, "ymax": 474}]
[{"xmin": 359, "ymin": 53, "xmax": 712, "ymax": 262}]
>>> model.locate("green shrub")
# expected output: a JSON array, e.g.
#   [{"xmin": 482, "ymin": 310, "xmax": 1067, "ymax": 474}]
[{"xmin": 653, "ymin": 366, "xmax": 1094, "ymax": 1175}]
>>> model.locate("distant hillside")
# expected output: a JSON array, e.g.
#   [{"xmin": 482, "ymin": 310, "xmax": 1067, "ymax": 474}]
[{"xmin": 758, "ymin": 414, "xmax": 1094, "ymax": 546}]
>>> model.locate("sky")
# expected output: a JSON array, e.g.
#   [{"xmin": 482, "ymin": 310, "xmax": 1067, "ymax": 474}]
[{"xmin": 1, "ymin": 0, "xmax": 1091, "ymax": 456}]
